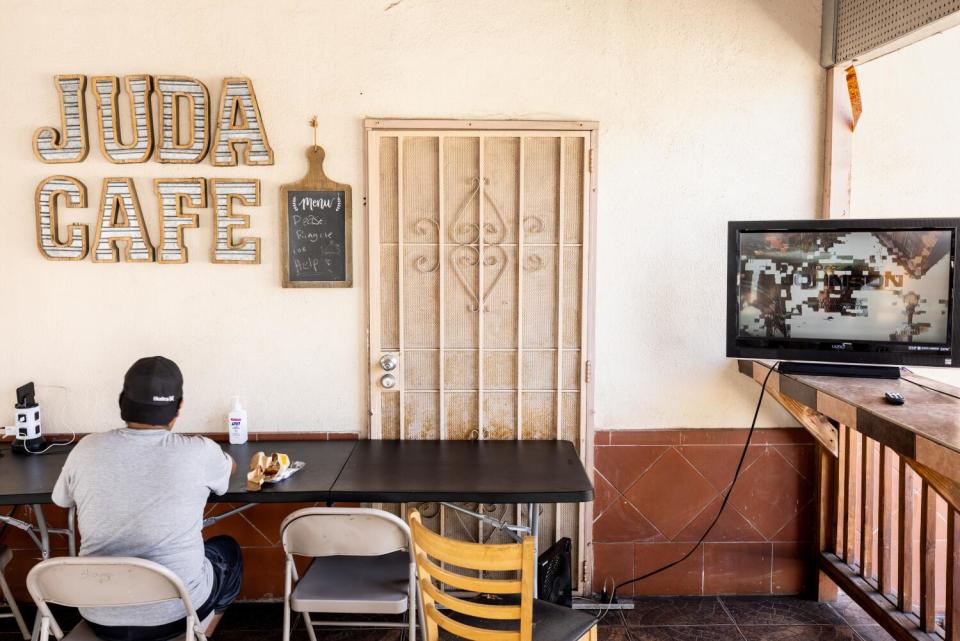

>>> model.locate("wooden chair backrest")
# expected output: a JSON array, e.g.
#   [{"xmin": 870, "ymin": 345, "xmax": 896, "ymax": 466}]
[{"xmin": 408, "ymin": 509, "xmax": 535, "ymax": 641}]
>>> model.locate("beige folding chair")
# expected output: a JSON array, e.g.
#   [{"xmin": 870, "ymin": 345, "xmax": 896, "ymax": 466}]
[
  {"xmin": 26, "ymin": 557, "xmax": 213, "ymax": 641},
  {"xmin": 280, "ymin": 507, "xmax": 420, "ymax": 641},
  {"xmin": 0, "ymin": 546, "xmax": 29, "ymax": 639}
]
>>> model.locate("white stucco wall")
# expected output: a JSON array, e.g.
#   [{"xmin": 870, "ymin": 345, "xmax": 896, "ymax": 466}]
[
  {"xmin": 849, "ymin": 26, "xmax": 960, "ymax": 387},
  {"xmin": 0, "ymin": 0, "xmax": 824, "ymax": 433}
]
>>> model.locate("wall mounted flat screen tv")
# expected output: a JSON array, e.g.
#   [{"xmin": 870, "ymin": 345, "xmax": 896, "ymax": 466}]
[{"xmin": 727, "ymin": 218, "xmax": 960, "ymax": 368}]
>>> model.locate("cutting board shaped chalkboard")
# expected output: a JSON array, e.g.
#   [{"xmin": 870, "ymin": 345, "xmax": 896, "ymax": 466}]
[{"xmin": 280, "ymin": 147, "xmax": 352, "ymax": 287}]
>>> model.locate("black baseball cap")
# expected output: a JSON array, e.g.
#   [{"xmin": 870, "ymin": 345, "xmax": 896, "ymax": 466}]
[{"xmin": 119, "ymin": 356, "xmax": 183, "ymax": 426}]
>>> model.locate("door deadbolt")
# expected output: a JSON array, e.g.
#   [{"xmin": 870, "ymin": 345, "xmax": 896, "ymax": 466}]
[
  {"xmin": 380, "ymin": 354, "xmax": 399, "ymax": 371},
  {"xmin": 380, "ymin": 373, "xmax": 397, "ymax": 389}
]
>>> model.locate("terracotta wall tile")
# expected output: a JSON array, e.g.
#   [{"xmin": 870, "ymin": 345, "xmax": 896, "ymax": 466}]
[
  {"xmin": 203, "ymin": 503, "xmax": 275, "ymax": 547},
  {"xmin": 236, "ymin": 546, "xmax": 287, "ymax": 600},
  {"xmin": 679, "ymin": 428, "xmax": 812, "ymax": 446},
  {"xmin": 772, "ymin": 500, "xmax": 816, "ymax": 542},
  {"xmin": 676, "ymin": 444, "xmax": 765, "ymax": 492},
  {"xmin": 609, "ymin": 430, "xmax": 682, "ymax": 446},
  {"xmin": 703, "ymin": 542, "xmax": 772, "ymax": 594},
  {"xmin": 593, "ymin": 542, "xmax": 635, "ymax": 597},
  {"xmin": 594, "ymin": 498, "xmax": 663, "ymax": 543},
  {"xmin": 592, "ymin": 472, "xmax": 619, "ymax": 518},
  {"xmin": 773, "ymin": 443, "xmax": 816, "ymax": 481},
  {"xmin": 772, "ymin": 541, "xmax": 811, "ymax": 593},
  {"xmin": 325, "ymin": 433, "xmax": 360, "ymax": 441},
  {"xmin": 623, "ymin": 449, "xmax": 717, "ymax": 540},
  {"xmin": 679, "ymin": 430, "xmax": 757, "ymax": 446},
  {"xmin": 595, "ymin": 445, "xmax": 667, "ymax": 492},
  {"xmin": 727, "ymin": 449, "xmax": 812, "ymax": 540},
  {"xmin": 593, "ymin": 428, "xmax": 816, "ymax": 597},
  {"xmin": 674, "ymin": 496, "xmax": 766, "ymax": 543},
  {"xmin": 634, "ymin": 542, "xmax": 703, "ymax": 596}
]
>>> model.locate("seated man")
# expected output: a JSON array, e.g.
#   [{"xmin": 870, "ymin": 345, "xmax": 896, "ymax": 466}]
[{"xmin": 53, "ymin": 356, "xmax": 241, "ymax": 641}]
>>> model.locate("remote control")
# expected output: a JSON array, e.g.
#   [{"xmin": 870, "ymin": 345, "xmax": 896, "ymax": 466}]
[{"xmin": 884, "ymin": 392, "xmax": 905, "ymax": 406}]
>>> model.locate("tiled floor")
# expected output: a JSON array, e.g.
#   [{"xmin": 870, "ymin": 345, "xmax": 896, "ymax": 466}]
[
  {"xmin": 0, "ymin": 594, "xmax": 897, "ymax": 640},
  {"xmin": 595, "ymin": 595, "xmax": 896, "ymax": 641}
]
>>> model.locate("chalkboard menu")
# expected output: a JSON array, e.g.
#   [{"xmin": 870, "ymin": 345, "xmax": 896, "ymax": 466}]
[
  {"xmin": 286, "ymin": 190, "xmax": 346, "ymax": 282},
  {"xmin": 280, "ymin": 147, "xmax": 352, "ymax": 288}
]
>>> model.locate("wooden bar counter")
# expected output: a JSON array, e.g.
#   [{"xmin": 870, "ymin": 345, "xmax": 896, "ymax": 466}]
[{"xmin": 739, "ymin": 359, "xmax": 960, "ymax": 641}]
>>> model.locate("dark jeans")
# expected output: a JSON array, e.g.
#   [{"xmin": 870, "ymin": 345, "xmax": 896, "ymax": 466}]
[{"xmin": 87, "ymin": 536, "xmax": 243, "ymax": 641}]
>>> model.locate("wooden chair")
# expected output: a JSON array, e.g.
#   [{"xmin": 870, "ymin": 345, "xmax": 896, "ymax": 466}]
[{"xmin": 408, "ymin": 509, "xmax": 597, "ymax": 641}]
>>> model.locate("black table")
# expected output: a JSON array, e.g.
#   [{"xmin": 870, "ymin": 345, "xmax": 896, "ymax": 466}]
[
  {"xmin": 0, "ymin": 438, "xmax": 593, "ymax": 561},
  {"xmin": 330, "ymin": 440, "xmax": 593, "ymax": 503}
]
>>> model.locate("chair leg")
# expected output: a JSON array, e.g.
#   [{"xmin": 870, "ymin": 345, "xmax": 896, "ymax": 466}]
[
  {"xmin": 282, "ymin": 560, "xmax": 291, "ymax": 641},
  {"xmin": 302, "ymin": 613, "xmax": 318, "ymax": 641},
  {"xmin": 408, "ymin": 568, "xmax": 416, "ymax": 641},
  {"xmin": 0, "ymin": 571, "xmax": 29, "ymax": 640}
]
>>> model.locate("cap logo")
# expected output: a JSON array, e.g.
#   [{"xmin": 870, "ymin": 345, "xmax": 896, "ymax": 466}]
[{"xmin": 153, "ymin": 395, "xmax": 175, "ymax": 402}]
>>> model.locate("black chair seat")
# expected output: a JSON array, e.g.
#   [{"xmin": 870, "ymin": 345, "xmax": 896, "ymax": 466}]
[{"xmin": 440, "ymin": 596, "xmax": 596, "ymax": 641}]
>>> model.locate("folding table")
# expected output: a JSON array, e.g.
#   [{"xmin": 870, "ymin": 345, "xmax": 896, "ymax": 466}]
[{"xmin": 0, "ymin": 438, "xmax": 594, "ymax": 576}]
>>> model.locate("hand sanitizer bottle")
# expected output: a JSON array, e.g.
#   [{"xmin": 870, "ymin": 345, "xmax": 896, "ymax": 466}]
[{"xmin": 228, "ymin": 397, "xmax": 248, "ymax": 444}]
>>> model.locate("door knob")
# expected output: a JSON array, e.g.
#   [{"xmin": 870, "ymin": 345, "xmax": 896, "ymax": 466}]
[
  {"xmin": 380, "ymin": 354, "xmax": 399, "ymax": 371},
  {"xmin": 380, "ymin": 374, "xmax": 397, "ymax": 389}
]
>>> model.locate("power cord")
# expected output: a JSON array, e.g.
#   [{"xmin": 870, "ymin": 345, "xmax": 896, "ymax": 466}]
[
  {"xmin": 597, "ymin": 361, "xmax": 780, "ymax": 615},
  {"xmin": 25, "ymin": 384, "xmax": 76, "ymax": 454},
  {"xmin": 899, "ymin": 368, "xmax": 960, "ymax": 401}
]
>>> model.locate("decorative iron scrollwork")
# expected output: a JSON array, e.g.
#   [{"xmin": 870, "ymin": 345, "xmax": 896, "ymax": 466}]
[
  {"xmin": 413, "ymin": 218, "xmax": 440, "ymax": 272},
  {"xmin": 523, "ymin": 253, "xmax": 545, "ymax": 272}
]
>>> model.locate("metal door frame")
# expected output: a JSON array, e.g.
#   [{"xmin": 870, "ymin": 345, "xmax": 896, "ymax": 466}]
[{"xmin": 363, "ymin": 118, "xmax": 599, "ymax": 592}]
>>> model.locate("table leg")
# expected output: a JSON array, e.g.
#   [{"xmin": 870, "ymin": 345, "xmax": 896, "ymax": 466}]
[
  {"xmin": 528, "ymin": 503, "xmax": 539, "ymax": 597},
  {"xmin": 66, "ymin": 506, "xmax": 76, "ymax": 556},
  {"xmin": 31, "ymin": 505, "xmax": 50, "ymax": 560}
]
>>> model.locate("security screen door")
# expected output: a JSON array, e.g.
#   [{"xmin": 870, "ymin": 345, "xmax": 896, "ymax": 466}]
[{"xmin": 365, "ymin": 119, "xmax": 597, "ymax": 591}]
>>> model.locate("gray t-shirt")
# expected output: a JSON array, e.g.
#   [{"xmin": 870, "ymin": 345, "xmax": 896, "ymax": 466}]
[{"xmin": 52, "ymin": 428, "xmax": 233, "ymax": 627}]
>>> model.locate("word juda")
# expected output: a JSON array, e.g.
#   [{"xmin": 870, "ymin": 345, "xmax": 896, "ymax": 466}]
[
  {"xmin": 33, "ymin": 75, "xmax": 273, "ymax": 263},
  {"xmin": 34, "ymin": 75, "xmax": 273, "ymax": 165}
]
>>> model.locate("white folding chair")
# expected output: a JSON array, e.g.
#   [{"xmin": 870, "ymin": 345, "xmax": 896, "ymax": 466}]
[
  {"xmin": 26, "ymin": 557, "xmax": 213, "ymax": 641},
  {"xmin": 280, "ymin": 507, "xmax": 421, "ymax": 641}
]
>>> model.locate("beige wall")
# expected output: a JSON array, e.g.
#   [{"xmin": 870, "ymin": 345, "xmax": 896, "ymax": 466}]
[
  {"xmin": 850, "ymin": 26, "xmax": 960, "ymax": 387},
  {"xmin": 0, "ymin": 0, "xmax": 824, "ymax": 434}
]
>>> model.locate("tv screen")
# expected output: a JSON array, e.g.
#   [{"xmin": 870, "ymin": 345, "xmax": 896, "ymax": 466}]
[{"xmin": 727, "ymin": 219, "xmax": 960, "ymax": 367}]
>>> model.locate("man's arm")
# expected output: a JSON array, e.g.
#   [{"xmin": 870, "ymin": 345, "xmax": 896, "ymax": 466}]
[
  {"xmin": 203, "ymin": 438, "xmax": 235, "ymax": 495},
  {"xmin": 51, "ymin": 452, "xmax": 76, "ymax": 508}
]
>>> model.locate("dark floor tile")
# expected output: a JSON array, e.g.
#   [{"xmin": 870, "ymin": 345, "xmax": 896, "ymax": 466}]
[
  {"xmin": 739, "ymin": 625, "xmax": 858, "ymax": 640},
  {"xmin": 622, "ymin": 597, "xmax": 734, "ymax": 626},
  {"xmin": 852, "ymin": 625, "xmax": 896, "ymax": 641},
  {"xmin": 596, "ymin": 609, "xmax": 630, "ymax": 626},
  {"xmin": 248, "ymin": 630, "xmax": 402, "ymax": 641},
  {"xmin": 218, "ymin": 602, "xmax": 284, "ymax": 630},
  {"xmin": 212, "ymin": 631, "xmax": 284, "ymax": 641},
  {"xmin": 598, "ymin": 625, "xmax": 630, "ymax": 640},
  {"xmin": 828, "ymin": 594, "xmax": 877, "ymax": 626},
  {"xmin": 720, "ymin": 597, "xmax": 846, "ymax": 626},
  {"xmin": 219, "ymin": 602, "xmax": 405, "ymax": 632},
  {"xmin": 623, "ymin": 626, "xmax": 746, "ymax": 641},
  {"xmin": 310, "ymin": 631, "xmax": 403, "ymax": 641}
]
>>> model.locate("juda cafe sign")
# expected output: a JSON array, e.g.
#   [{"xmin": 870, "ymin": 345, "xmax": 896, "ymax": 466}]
[{"xmin": 33, "ymin": 75, "xmax": 272, "ymax": 264}]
